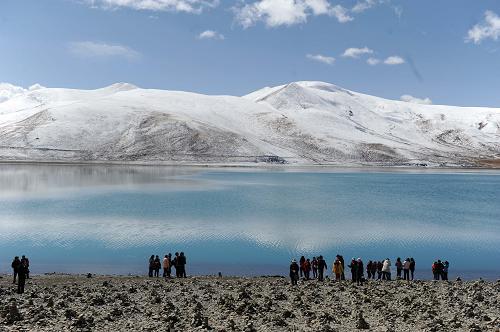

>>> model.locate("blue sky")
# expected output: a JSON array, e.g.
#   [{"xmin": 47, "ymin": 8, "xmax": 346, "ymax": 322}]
[{"xmin": 1, "ymin": 0, "xmax": 500, "ymax": 106}]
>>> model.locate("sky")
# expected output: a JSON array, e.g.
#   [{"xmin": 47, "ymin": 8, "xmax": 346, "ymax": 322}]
[{"xmin": 1, "ymin": 0, "xmax": 500, "ymax": 106}]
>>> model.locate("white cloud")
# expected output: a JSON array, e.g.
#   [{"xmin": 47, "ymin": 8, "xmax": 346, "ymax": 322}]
[
  {"xmin": 342, "ymin": 46, "xmax": 373, "ymax": 58},
  {"xmin": 198, "ymin": 30, "xmax": 225, "ymax": 40},
  {"xmin": 351, "ymin": 0, "xmax": 377, "ymax": 13},
  {"xmin": 234, "ymin": 0, "xmax": 352, "ymax": 28},
  {"xmin": 68, "ymin": 41, "xmax": 140, "ymax": 59},
  {"xmin": 366, "ymin": 57, "xmax": 380, "ymax": 65},
  {"xmin": 85, "ymin": 0, "xmax": 219, "ymax": 14},
  {"xmin": 384, "ymin": 55, "xmax": 405, "ymax": 65},
  {"xmin": 400, "ymin": 94, "xmax": 433, "ymax": 105},
  {"xmin": 306, "ymin": 53, "xmax": 335, "ymax": 65},
  {"xmin": 0, "ymin": 83, "xmax": 26, "ymax": 103},
  {"xmin": 466, "ymin": 10, "xmax": 500, "ymax": 44}
]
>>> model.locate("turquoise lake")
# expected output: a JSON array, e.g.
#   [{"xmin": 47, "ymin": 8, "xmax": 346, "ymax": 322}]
[{"xmin": 0, "ymin": 164, "xmax": 499, "ymax": 280}]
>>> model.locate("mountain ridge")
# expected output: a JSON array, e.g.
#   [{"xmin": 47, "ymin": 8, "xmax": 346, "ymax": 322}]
[{"xmin": 0, "ymin": 81, "xmax": 498, "ymax": 167}]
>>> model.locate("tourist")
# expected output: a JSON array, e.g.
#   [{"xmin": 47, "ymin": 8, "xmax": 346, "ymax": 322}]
[
  {"xmin": 154, "ymin": 255, "xmax": 161, "ymax": 277},
  {"xmin": 312, "ymin": 257, "xmax": 318, "ymax": 279},
  {"xmin": 333, "ymin": 259, "xmax": 343, "ymax": 281},
  {"xmin": 382, "ymin": 258, "xmax": 391, "ymax": 280},
  {"xmin": 17, "ymin": 260, "xmax": 29, "ymax": 294},
  {"xmin": 395, "ymin": 257, "xmax": 402, "ymax": 279},
  {"xmin": 442, "ymin": 261, "xmax": 449, "ymax": 280},
  {"xmin": 148, "ymin": 255, "xmax": 155, "ymax": 277},
  {"xmin": 409, "ymin": 258, "xmax": 415, "ymax": 280},
  {"xmin": 21, "ymin": 255, "xmax": 30, "ymax": 279},
  {"xmin": 304, "ymin": 259, "xmax": 311, "ymax": 280},
  {"xmin": 11, "ymin": 256, "xmax": 20, "ymax": 284},
  {"xmin": 348, "ymin": 258, "xmax": 357, "ymax": 283},
  {"xmin": 377, "ymin": 261, "xmax": 383, "ymax": 280},
  {"xmin": 178, "ymin": 252, "xmax": 187, "ymax": 278},
  {"xmin": 173, "ymin": 252, "xmax": 179, "ymax": 277},
  {"xmin": 356, "ymin": 258, "xmax": 364, "ymax": 285},
  {"xmin": 299, "ymin": 256, "xmax": 306, "ymax": 278},
  {"xmin": 370, "ymin": 260, "xmax": 377, "ymax": 279},
  {"xmin": 289, "ymin": 259, "xmax": 299, "ymax": 285},
  {"xmin": 366, "ymin": 260, "xmax": 373, "ymax": 279},
  {"xmin": 432, "ymin": 261, "xmax": 439, "ymax": 280},
  {"xmin": 403, "ymin": 258, "xmax": 411, "ymax": 281},
  {"xmin": 337, "ymin": 255, "xmax": 346, "ymax": 280},
  {"xmin": 317, "ymin": 255, "xmax": 327, "ymax": 281},
  {"xmin": 163, "ymin": 255, "xmax": 170, "ymax": 278}
]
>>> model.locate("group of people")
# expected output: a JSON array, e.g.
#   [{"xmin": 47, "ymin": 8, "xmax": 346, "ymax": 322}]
[
  {"xmin": 11, "ymin": 255, "xmax": 30, "ymax": 294},
  {"xmin": 148, "ymin": 252, "xmax": 187, "ymax": 278},
  {"xmin": 431, "ymin": 260, "xmax": 450, "ymax": 280},
  {"xmin": 289, "ymin": 254, "xmax": 448, "ymax": 285}
]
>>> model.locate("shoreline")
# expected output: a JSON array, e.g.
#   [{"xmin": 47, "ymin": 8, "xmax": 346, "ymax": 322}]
[
  {"xmin": 1, "ymin": 274, "xmax": 498, "ymax": 331},
  {"xmin": 1, "ymin": 159, "xmax": 500, "ymax": 171}
]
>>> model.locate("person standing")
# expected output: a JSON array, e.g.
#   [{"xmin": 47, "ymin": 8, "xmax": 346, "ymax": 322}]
[
  {"xmin": 395, "ymin": 257, "xmax": 403, "ymax": 279},
  {"xmin": 442, "ymin": 261, "xmax": 449, "ymax": 280},
  {"xmin": 17, "ymin": 260, "xmax": 29, "ymax": 294},
  {"xmin": 409, "ymin": 258, "xmax": 415, "ymax": 280},
  {"xmin": 178, "ymin": 252, "xmax": 187, "ymax": 278},
  {"xmin": 21, "ymin": 256, "xmax": 30, "ymax": 279},
  {"xmin": 299, "ymin": 256, "xmax": 306, "ymax": 278},
  {"xmin": 317, "ymin": 256, "xmax": 327, "ymax": 281},
  {"xmin": 172, "ymin": 252, "xmax": 179, "ymax": 277},
  {"xmin": 382, "ymin": 258, "xmax": 391, "ymax": 280},
  {"xmin": 366, "ymin": 261, "xmax": 373, "ymax": 279},
  {"xmin": 348, "ymin": 258, "xmax": 357, "ymax": 283},
  {"xmin": 312, "ymin": 257, "xmax": 318, "ymax": 279},
  {"xmin": 163, "ymin": 255, "xmax": 170, "ymax": 278},
  {"xmin": 402, "ymin": 258, "xmax": 411, "ymax": 281},
  {"xmin": 333, "ymin": 259, "xmax": 343, "ymax": 281},
  {"xmin": 11, "ymin": 256, "xmax": 21, "ymax": 284},
  {"xmin": 148, "ymin": 255, "xmax": 155, "ymax": 277},
  {"xmin": 289, "ymin": 259, "xmax": 299, "ymax": 286},
  {"xmin": 377, "ymin": 261, "xmax": 383, "ymax": 280},
  {"xmin": 356, "ymin": 258, "xmax": 364, "ymax": 285},
  {"xmin": 370, "ymin": 260, "xmax": 377, "ymax": 279},
  {"xmin": 304, "ymin": 259, "xmax": 311, "ymax": 280},
  {"xmin": 432, "ymin": 261, "xmax": 439, "ymax": 280},
  {"xmin": 337, "ymin": 255, "xmax": 346, "ymax": 280},
  {"xmin": 153, "ymin": 255, "xmax": 161, "ymax": 277}
]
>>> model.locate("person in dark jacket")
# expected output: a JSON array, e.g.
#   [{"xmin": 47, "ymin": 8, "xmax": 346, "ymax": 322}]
[
  {"xmin": 172, "ymin": 252, "xmax": 179, "ymax": 277},
  {"xmin": 153, "ymin": 255, "xmax": 161, "ymax": 277},
  {"xmin": 348, "ymin": 258, "xmax": 357, "ymax": 283},
  {"xmin": 366, "ymin": 261, "xmax": 373, "ymax": 279},
  {"xmin": 178, "ymin": 252, "xmax": 187, "ymax": 278},
  {"xmin": 17, "ymin": 261, "xmax": 29, "ymax": 294},
  {"xmin": 289, "ymin": 259, "xmax": 299, "ymax": 285},
  {"xmin": 377, "ymin": 261, "xmax": 383, "ymax": 280},
  {"xmin": 317, "ymin": 256, "xmax": 327, "ymax": 281},
  {"xmin": 409, "ymin": 258, "xmax": 416, "ymax": 280},
  {"xmin": 21, "ymin": 255, "xmax": 30, "ymax": 279},
  {"xmin": 148, "ymin": 255, "xmax": 155, "ymax": 277},
  {"xmin": 356, "ymin": 258, "xmax": 364, "ymax": 285},
  {"xmin": 395, "ymin": 257, "xmax": 403, "ymax": 279},
  {"xmin": 11, "ymin": 256, "xmax": 21, "ymax": 284},
  {"xmin": 311, "ymin": 257, "xmax": 318, "ymax": 279}
]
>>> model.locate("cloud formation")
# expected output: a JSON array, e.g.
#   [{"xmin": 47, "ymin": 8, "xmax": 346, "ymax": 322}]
[
  {"xmin": 85, "ymin": 0, "xmax": 219, "ymax": 13},
  {"xmin": 366, "ymin": 57, "xmax": 380, "ymax": 65},
  {"xmin": 400, "ymin": 94, "xmax": 432, "ymax": 105},
  {"xmin": 342, "ymin": 47, "xmax": 373, "ymax": 58},
  {"xmin": 466, "ymin": 10, "xmax": 500, "ymax": 44},
  {"xmin": 0, "ymin": 83, "xmax": 45, "ymax": 103},
  {"xmin": 306, "ymin": 54, "xmax": 335, "ymax": 65},
  {"xmin": 198, "ymin": 30, "xmax": 225, "ymax": 40},
  {"xmin": 68, "ymin": 41, "xmax": 140, "ymax": 59},
  {"xmin": 384, "ymin": 55, "xmax": 405, "ymax": 65},
  {"xmin": 234, "ymin": 0, "xmax": 352, "ymax": 28}
]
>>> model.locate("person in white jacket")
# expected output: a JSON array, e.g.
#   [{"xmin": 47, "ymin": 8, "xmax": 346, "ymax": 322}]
[
  {"xmin": 382, "ymin": 258, "xmax": 391, "ymax": 280},
  {"xmin": 402, "ymin": 258, "xmax": 411, "ymax": 281}
]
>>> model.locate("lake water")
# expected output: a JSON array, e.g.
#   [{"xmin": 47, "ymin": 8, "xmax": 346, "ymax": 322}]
[{"xmin": 0, "ymin": 164, "xmax": 499, "ymax": 280}]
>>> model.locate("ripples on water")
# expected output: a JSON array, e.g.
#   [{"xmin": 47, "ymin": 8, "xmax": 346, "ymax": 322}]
[{"xmin": 0, "ymin": 164, "xmax": 499, "ymax": 279}]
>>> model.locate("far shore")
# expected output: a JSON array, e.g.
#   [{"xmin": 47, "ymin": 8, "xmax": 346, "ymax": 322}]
[{"xmin": 0, "ymin": 159, "xmax": 500, "ymax": 170}]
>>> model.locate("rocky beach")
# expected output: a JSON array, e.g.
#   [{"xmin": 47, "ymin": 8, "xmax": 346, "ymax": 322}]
[{"xmin": 0, "ymin": 274, "xmax": 498, "ymax": 331}]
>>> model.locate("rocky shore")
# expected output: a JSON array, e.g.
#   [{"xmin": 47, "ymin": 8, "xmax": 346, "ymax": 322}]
[{"xmin": 0, "ymin": 274, "xmax": 499, "ymax": 331}]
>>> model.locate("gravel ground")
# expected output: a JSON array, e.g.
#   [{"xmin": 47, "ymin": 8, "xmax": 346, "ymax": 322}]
[{"xmin": 0, "ymin": 274, "xmax": 499, "ymax": 331}]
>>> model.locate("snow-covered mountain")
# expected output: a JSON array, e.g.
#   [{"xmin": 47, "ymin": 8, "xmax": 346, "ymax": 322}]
[{"xmin": 0, "ymin": 81, "xmax": 499, "ymax": 166}]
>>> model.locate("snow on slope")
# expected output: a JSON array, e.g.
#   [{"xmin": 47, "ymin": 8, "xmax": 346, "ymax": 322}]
[{"xmin": 0, "ymin": 81, "xmax": 499, "ymax": 166}]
